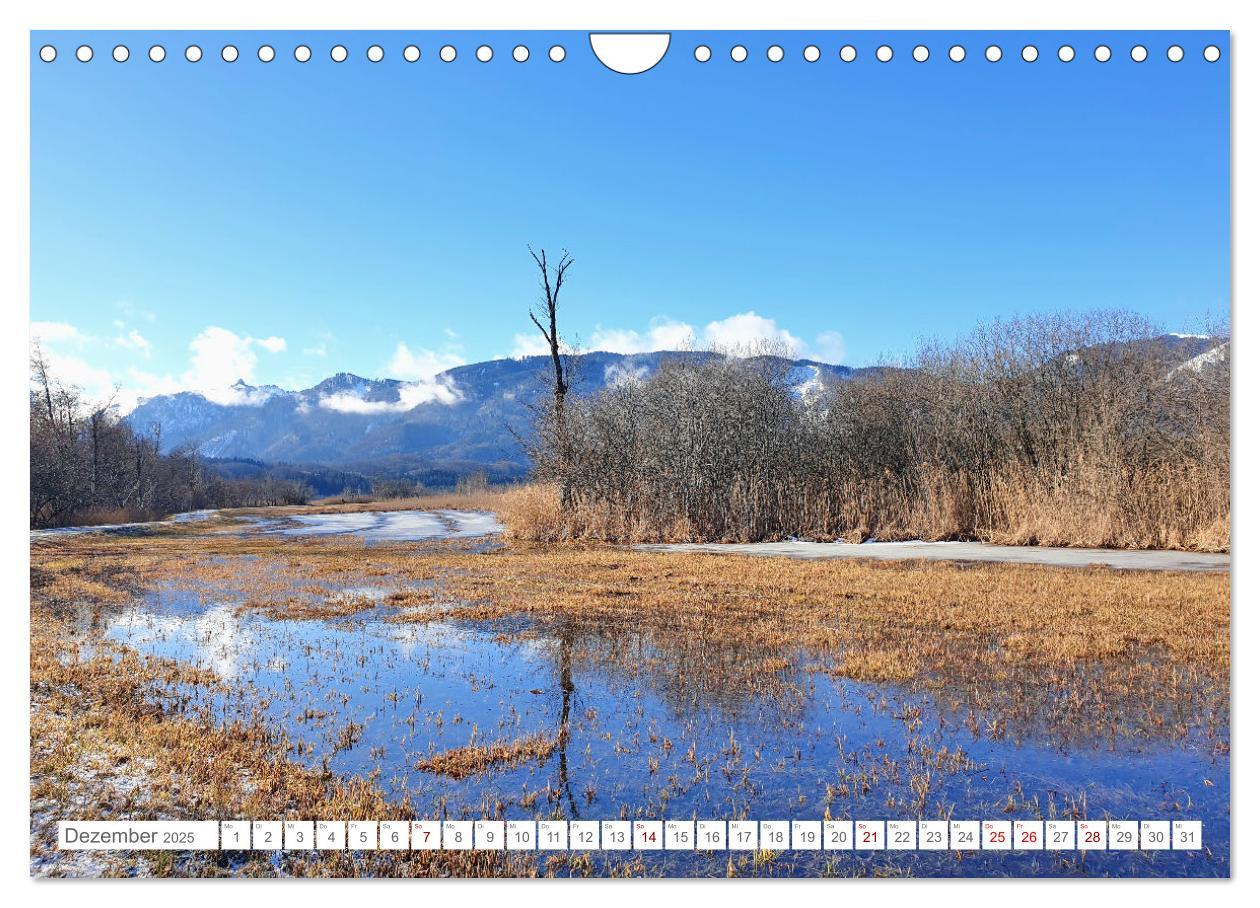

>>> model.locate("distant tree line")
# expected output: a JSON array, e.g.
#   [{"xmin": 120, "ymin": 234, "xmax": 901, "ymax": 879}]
[
  {"xmin": 207, "ymin": 457, "xmax": 374, "ymax": 498},
  {"xmin": 521, "ymin": 310, "xmax": 1229, "ymax": 551},
  {"xmin": 30, "ymin": 347, "xmax": 312, "ymax": 529}
]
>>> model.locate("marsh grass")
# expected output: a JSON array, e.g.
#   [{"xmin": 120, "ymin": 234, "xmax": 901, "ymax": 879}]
[
  {"xmin": 241, "ymin": 488, "xmax": 515, "ymax": 521},
  {"xmin": 30, "ymin": 574, "xmax": 538, "ymax": 877},
  {"xmin": 415, "ymin": 732, "xmax": 562, "ymax": 779},
  {"xmin": 500, "ymin": 476, "xmax": 1230, "ymax": 552},
  {"xmin": 29, "ymin": 523, "xmax": 1230, "ymax": 876}
]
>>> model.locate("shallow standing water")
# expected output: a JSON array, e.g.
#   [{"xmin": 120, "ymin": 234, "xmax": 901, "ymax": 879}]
[{"xmin": 80, "ymin": 510, "xmax": 1229, "ymax": 877}]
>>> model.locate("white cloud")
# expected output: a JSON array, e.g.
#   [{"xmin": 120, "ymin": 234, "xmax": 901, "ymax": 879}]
[
  {"xmin": 31, "ymin": 321, "xmax": 85, "ymax": 345},
  {"xmin": 36, "ymin": 320, "xmax": 156, "ymax": 361},
  {"xmin": 180, "ymin": 326, "xmax": 288, "ymax": 406},
  {"xmin": 114, "ymin": 329, "xmax": 153, "ymax": 358},
  {"xmin": 318, "ymin": 377, "xmax": 461, "ymax": 414},
  {"xmin": 589, "ymin": 317, "xmax": 696, "ymax": 355},
  {"xmin": 35, "ymin": 348, "xmax": 117, "ymax": 403},
  {"xmin": 114, "ymin": 300, "xmax": 156, "ymax": 323},
  {"xmin": 316, "ymin": 338, "xmax": 465, "ymax": 414},
  {"xmin": 303, "ymin": 343, "xmax": 328, "ymax": 357},
  {"xmin": 604, "ymin": 363, "xmax": 651, "ymax": 387},
  {"xmin": 515, "ymin": 311, "xmax": 845, "ymax": 364},
  {"xmin": 387, "ymin": 342, "xmax": 464, "ymax": 381},
  {"xmin": 32, "ymin": 321, "xmax": 290, "ymax": 413},
  {"xmin": 510, "ymin": 332, "xmax": 554, "ymax": 358},
  {"xmin": 702, "ymin": 311, "xmax": 806, "ymax": 357},
  {"xmin": 183, "ymin": 327, "xmax": 259, "ymax": 404},
  {"xmin": 810, "ymin": 330, "xmax": 846, "ymax": 365},
  {"xmin": 116, "ymin": 367, "xmax": 184, "ymax": 414}
]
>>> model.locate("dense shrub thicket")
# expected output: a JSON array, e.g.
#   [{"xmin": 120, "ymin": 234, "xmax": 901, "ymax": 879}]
[{"xmin": 515, "ymin": 311, "xmax": 1229, "ymax": 551}]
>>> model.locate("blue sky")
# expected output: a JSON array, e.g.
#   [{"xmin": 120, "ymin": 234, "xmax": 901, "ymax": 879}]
[{"xmin": 31, "ymin": 30, "xmax": 1229, "ymax": 409}]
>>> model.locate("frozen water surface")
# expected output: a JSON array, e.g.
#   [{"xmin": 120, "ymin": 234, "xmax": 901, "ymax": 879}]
[{"xmin": 255, "ymin": 509, "xmax": 504, "ymax": 542}]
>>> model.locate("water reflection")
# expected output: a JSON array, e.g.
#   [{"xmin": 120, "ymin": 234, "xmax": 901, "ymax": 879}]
[{"xmin": 79, "ymin": 579, "xmax": 1227, "ymax": 878}]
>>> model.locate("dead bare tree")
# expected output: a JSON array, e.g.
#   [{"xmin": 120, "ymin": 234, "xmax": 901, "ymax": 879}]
[{"xmin": 527, "ymin": 246, "xmax": 576, "ymax": 507}]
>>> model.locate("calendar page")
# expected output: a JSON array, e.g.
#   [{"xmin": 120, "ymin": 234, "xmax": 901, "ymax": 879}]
[{"xmin": 26, "ymin": 22, "xmax": 1230, "ymax": 881}]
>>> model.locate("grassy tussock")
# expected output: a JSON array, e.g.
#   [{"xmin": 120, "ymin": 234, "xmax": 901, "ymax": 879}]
[{"xmin": 415, "ymin": 733, "xmax": 561, "ymax": 780}]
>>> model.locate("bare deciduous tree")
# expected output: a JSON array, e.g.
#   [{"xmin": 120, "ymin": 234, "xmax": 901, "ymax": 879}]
[
  {"xmin": 29, "ymin": 353, "xmax": 313, "ymax": 529},
  {"xmin": 527, "ymin": 246, "xmax": 576, "ymax": 507}
]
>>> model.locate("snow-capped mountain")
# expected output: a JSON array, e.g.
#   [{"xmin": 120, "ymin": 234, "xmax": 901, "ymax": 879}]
[
  {"xmin": 127, "ymin": 351, "xmax": 860, "ymax": 475},
  {"xmin": 125, "ymin": 337, "xmax": 1224, "ymax": 478}
]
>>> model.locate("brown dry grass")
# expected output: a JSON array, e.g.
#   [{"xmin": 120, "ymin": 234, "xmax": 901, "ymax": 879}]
[
  {"xmin": 386, "ymin": 544, "xmax": 1228, "ymax": 670},
  {"xmin": 500, "ymin": 475, "xmax": 1229, "ymax": 553},
  {"xmin": 416, "ymin": 733, "xmax": 562, "ymax": 780},
  {"xmin": 29, "ymin": 568, "xmax": 536, "ymax": 878},
  {"xmin": 235, "ymin": 590, "xmax": 381, "ymax": 622},
  {"xmin": 381, "ymin": 542, "xmax": 1228, "ymax": 746},
  {"xmin": 29, "ymin": 519, "xmax": 1230, "ymax": 875},
  {"xmin": 242, "ymin": 488, "xmax": 514, "ymax": 520}
]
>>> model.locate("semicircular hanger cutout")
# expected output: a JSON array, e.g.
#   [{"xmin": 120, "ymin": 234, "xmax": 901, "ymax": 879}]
[{"xmin": 589, "ymin": 32, "xmax": 671, "ymax": 74}]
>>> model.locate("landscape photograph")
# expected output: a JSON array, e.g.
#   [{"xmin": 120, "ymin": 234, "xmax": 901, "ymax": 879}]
[{"xmin": 28, "ymin": 30, "xmax": 1229, "ymax": 878}]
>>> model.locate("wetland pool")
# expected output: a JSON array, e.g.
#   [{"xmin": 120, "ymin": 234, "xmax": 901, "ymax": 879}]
[{"xmin": 78, "ymin": 546, "xmax": 1228, "ymax": 878}]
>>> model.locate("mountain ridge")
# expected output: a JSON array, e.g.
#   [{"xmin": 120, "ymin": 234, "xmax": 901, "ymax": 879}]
[
  {"xmin": 126, "ymin": 337, "xmax": 1223, "ymax": 481},
  {"xmin": 127, "ymin": 350, "xmax": 864, "ymax": 477}
]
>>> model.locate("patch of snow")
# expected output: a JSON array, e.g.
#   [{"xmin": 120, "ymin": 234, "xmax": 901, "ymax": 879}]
[
  {"xmin": 604, "ymin": 362, "xmax": 650, "ymax": 388},
  {"xmin": 30, "ymin": 510, "xmax": 214, "ymax": 539},
  {"xmin": 1167, "ymin": 342, "xmax": 1229, "ymax": 378},
  {"xmin": 198, "ymin": 429, "xmax": 238, "ymax": 458},
  {"xmin": 854, "ymin": 538, "xmax": 964, "ymax": 546},
  {"xmin": 274, "ymin": 511, "xmax": 447, "ymax": 541},
  {"xmin": 436, "ymin": 510, "xmax": 505, "ymax": 536},
  {"xmin": 172, "ymin": 509, "xmax": 216, "ymax": 523},
  {"xmin": 791, "ymin": 365, "xmax": 825, "ymax": 403}
]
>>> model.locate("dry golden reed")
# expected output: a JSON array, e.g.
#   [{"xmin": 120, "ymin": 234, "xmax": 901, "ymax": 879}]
[
  {"xmin": 501, "ymin": 476, "xmax": 1229, "ymax": 553},
  {"xmin": 415, "ymin": 733, "xmax": 561, "ymax": 779}
]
